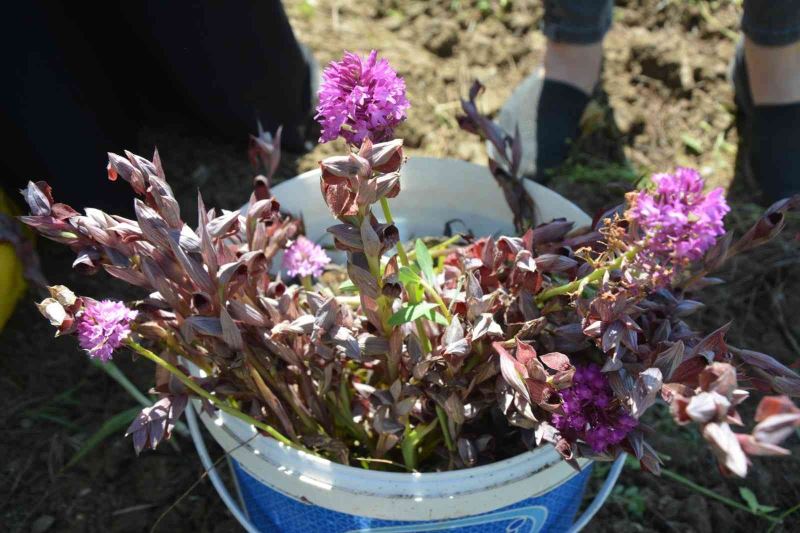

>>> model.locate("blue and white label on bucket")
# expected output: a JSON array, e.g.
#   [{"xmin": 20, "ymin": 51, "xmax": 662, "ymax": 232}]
[
  {"xmin": 231, "ymin": 459, "xmax": 592, "ymax": 533},
  {"xmin": 344, "ymin": 506, "xmax": 548, "ymax": 533}
]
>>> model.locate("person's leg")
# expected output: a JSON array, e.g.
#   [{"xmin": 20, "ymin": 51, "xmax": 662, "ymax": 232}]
[
  {"xmin": 118, "ymin": 1, "xmax": 317, "ymax": 152},
  {"xmin": 739, "ymin": 0, "xmax": 800, "ymax": 201},
  {"xmin": 542, "ymin": 1, "xmax": 608, "ymax": 94},
  {"xmin": 745, "ymin": 40, "xmax": 800, "ymax": 104},
  {"xmin": 2, "ymin": 1, "xmax": 318, "ymax": 217},
  {"xmin": 496, "ymin": 1, "xmax": 612, "ymax": 182},
  {"xmin": 544, "ymin": 42, "xmax": 604, "ymax": 97}
]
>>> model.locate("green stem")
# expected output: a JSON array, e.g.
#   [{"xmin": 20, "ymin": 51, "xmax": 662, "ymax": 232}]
[
  {"xmin": 301, "ymin": 275, "xmax": 313, "ymax": 291},
  {"xmin": 417, "ymin": 326, "xmax": 433, "ymax": 353},
  {"xmin": 420, "ymin": 279, "xmax": 452, "ymax": 322},
  {"xmin": 125, "ymin": 340, "xmax": 296, "ymax": 448},
  {"xmin": 92, "ymin": 359, "xmax": 152, "ymax": 407},
  {"xmin": 379, "ymin": 196, "xmax": 432, "ymax": 353},
  {"xmin": 536, "ymin": 248, "xmax": 638, "ymax": 304},
  {"xmin": 336, "ymin": 295, "xmax": 361, "ymax": 306},
  {"xmin": 263, "ymin": 364, "xmax": 319, "ymax": 434},
  {"xmin": 464, "ymin": 348, "xmax": 483, "ymax": 374},
  {"xmin": 357, "ymin": 208, "xmax": 394, "ymax": 333},
  {"xmin": 661, "ymin": 467, "xmax": 781, "ymax": 524},
  {"xmin": 406, "ymin": 234, "xmax": 463, "ymax": 261},
  {"xmin": 410, "ymin": 319, "xmax": 433, "ymax": 354},
  {"xmin": 353, "ymin": 456, "xmax": 412, "ymax": 471},
  {"xmin": 436, "ymin": 405, "xmax": 455, "ymax": 452},
  {"xmin": 768, "ymin": 501, "xmax": 800, "ymax": 533},
  {"xmin": 380, "ymin": 197, "xmax": 410, "ymax": 266},
  {"xmin": 380, "ymin": 197, "xmax": 451, "ymax": 474},
  {"xmin": 365, "ymin": 249, "xmax": 382, "ymax": 281},
  {"xmin": 380, "ymin": 195, "xmax": 437, "ymax": 464}
]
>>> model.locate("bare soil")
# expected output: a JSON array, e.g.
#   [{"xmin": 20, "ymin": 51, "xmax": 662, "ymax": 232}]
[{"xmin": 2, "ymin": 1, "xmax": 799, "ymax": 532}]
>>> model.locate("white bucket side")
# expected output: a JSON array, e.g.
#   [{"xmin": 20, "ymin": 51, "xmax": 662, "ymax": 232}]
[
  {"xmin": 194, "ymin": 157, "xmax": 593, "ymax": 521},
  {"xmin": 195, "ymin": 402, "xmax": 589, "ymax": 521}
]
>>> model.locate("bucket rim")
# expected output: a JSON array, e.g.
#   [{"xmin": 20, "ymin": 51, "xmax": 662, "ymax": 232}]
[
  {"xmin": 192, "ymin": 393, "xmax": 590, "ymax": 519},
  {"xmin": 192, "ymin": 396, "xmax": 584, "ymax": 484}
]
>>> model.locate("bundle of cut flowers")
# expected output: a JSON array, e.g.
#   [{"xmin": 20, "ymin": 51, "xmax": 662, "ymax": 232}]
[{"xmin": 23, "ymin": 50, "xmax": 800, "ymax": 477}]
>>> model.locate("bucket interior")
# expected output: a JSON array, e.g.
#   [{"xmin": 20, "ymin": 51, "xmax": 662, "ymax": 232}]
[{"xmin": 271, "ymin": 157, "xmax": 591, "ymax": 247}]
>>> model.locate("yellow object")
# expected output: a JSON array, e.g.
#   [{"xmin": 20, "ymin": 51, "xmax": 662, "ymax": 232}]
[{"xmin": 0, "ymin": 188, "xmax": 26, "ymax": 331}]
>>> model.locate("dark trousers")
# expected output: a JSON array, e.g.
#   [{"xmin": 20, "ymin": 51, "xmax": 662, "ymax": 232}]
[
  {"xmin": 544, "ymin": 1, "xmax": 800, "ymax": 45},
  {"xmin": 1, "ymin": 1, "xmax": 311, "ymax": 211}
]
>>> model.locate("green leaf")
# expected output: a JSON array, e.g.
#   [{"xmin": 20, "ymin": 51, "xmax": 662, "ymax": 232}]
[
  {"xmin": 66, "ymin": 407, "xmax": 141, "ymax": 468},
  {"xmin": 624, "ymin": 455, "xmax": 642, "ymax": 470},
  {"xmin": 26, "ymin": 412, "xmax": 81, "ymax": 431},
  {"xmin": 401, "ymin": 419, "xmax": 439, "ymax": 470},
  {"xmin": 91, "ymin": 359, "xmax": 152, "ymax": 407},
  {"xmin": 337, "ymin": 279, "xmax": 358, "ymax": 293},
  {"xmin": 739, "ymin": 487, "xmax": 777, "ymax": 514},
  {"xmin": 398, "ymin": 266, "xmax": 421, "ymax": 286},
  {"xmin": 401, "ymin": 432, "xmax": 417, "ymax": 470},
  {"xmin": 414, "ymin": 239, "xmax": 435, "ymax": 284},
  {"xmin": 388, "ymin": 302, "xmax": 439, "ymax": 326},
  {"xmin": 431, "ymin": 311, "xmax": 449, "ymax": 326},
  {"xmin": 681, "ymin": 134, "xmax": 703, "ymax": 155},
  {"xmin": 740, "ymin": 487, "xmax": 759, "ymax": 512}
]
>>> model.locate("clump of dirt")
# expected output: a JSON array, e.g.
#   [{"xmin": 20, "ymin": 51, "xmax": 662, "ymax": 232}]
[{"xmin": 2, "ymin": 1, "xmax": 799, "ymax": 532}]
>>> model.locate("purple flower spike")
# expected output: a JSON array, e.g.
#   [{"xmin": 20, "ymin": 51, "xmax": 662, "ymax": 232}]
[
  {"xmin": 627, "ymin": 167, "xmax": 729, "ymax": 262},
  {"xmin": 316, "ymin": 50, "xmax": 409, "ymax": 145},
  {"xmin": 77, "ymin": 300, "xmax": 137, "ymax": 362},
  {"xmin": 283, "ymin": 236, "xmax": 331, "ymax": 279},
  {"xmin": 553, "ymin": 364, "xmax": 637, "ymax": 453}
]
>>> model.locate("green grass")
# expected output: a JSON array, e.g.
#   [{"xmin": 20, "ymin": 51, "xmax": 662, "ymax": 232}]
[{"xmin": 559, "ymin": 161, "xmax": 640, "ymax": 185}]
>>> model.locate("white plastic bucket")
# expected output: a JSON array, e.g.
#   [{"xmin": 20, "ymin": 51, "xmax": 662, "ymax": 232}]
[
  {"xmin": 276, "ymin": 157, "xmax": 591, "ymax": 259},
  {"xmin": 189, "ymin": 158, "xmax": 618, "ymax": 532}
]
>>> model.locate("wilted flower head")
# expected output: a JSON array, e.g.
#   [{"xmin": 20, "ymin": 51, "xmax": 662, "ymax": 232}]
[
  {"xmin": 627, "ymin": 168, "xmax": 729, "ymax": 262},
  {"xmin": 77, "ymin": 300, "xmax": 137, "ymax": 362},
  {"xmin": 283, "ymin": 236, "xmax": 331, "ymax": 278},
  {"xmin": 316, "ymin": 50, "xmax": 409, "ymax": 145},
  {"xmin": 553, "ymin": 365, "xmax": 637, "ymax": 453}
]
